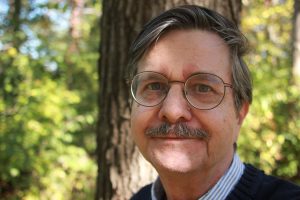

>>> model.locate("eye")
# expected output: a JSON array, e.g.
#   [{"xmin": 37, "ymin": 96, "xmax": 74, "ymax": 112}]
[
  {"xmin": 147, "ymin": 82, "xmax": 163, "ymax": 90},
  {"xmin": 195, "ymin": 84, "xmax": 213, "ymax": 93}
]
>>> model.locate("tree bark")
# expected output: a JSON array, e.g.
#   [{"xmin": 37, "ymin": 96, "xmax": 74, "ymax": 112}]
[{"xmin": 95, "ymin": 1, "xmax": 242, "ymax": 199}]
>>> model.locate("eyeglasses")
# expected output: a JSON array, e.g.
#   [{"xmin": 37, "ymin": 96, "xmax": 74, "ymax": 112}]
[{"xmin": 131, "ymin": 71, "xmax": 233, "ymax": 110}]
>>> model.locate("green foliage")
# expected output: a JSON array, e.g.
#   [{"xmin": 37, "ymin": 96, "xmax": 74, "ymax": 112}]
[
  {"xmin": 0, "ymin": 1, "xmax": 99, "ymax": 199},
  {"xmin": 239, "ymin": 0, "xmax": 300, "ymax": 183}
]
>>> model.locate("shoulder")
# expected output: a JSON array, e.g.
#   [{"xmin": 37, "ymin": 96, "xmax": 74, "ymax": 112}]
[
  {"xmin": 130, "ymin": 183, "xmax": 152, "ymax": 200},
  {"xmin": 256, "ymin": 165, "xmax": 300, "ymax": 199},
  {"xmin": 227, "ymin": 164, "xmax": 300, "ymax": 200}
]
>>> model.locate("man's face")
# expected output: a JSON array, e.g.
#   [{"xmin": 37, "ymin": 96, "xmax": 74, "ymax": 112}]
[{"xmin": 130, "ymin": 30, "xmax": 248, "ymax": 174}]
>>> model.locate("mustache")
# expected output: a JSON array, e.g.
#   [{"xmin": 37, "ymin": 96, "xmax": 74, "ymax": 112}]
[{"xmin": 145, "ymin": 123, "xmax": 209, "ymax": 139}]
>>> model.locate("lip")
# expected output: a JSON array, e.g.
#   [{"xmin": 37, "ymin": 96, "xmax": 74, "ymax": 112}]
[{"xmin": 150, "ymin": 137, "xmax": 203, "ymax": 146}]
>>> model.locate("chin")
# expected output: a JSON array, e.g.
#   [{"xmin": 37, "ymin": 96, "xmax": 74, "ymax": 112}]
[{"xmin": 148, "ymin": 147, "xmax": 205, "ymax": 174}]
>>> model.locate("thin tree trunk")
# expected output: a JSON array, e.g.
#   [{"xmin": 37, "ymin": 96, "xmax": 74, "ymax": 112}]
[
  {"xmin": 293, "ymin": 0, "xmax": 300, "ymax": 86},
  {"xmin": 95, "ymin": 1, "xmax": 241, "ymax": 199},
  {"xmin": 0, "ymin": 1, "xmax": 22, "ymax": 196},
  {"xmin": 9, "ymin": 0, "xmax": 21, "ymax": 33},
  {"xmin": 65, "ymin": 0, "xmax": 84, "ymax": 89}
]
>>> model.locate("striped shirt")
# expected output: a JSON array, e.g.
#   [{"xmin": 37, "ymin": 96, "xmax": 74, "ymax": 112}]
[{"xmin": 151, "ymin": 154, "xmax": 245, "ymax": 200}]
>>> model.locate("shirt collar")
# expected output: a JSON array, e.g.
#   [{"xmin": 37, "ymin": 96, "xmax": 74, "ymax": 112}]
[{"xmin": 151, "ymin": 153, "xmax": 245, "ymax": 200}]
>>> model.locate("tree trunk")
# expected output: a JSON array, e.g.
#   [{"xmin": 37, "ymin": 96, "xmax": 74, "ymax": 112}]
[
  {"xmin": 293, "ymin": 0, "xmax": 300, "ymax": 86},
  {"xmin": 8, "ymin": 0, "xmax": 22, "ymax": 48},
  {"xmin": 65, "ymin": 0, "xmax": 84, "ymax": 88},
  {"xmin": 95, "ymin": 1, "xmax": 242, "ymax": 199},
  {"xmin": 9, "ymin": 0, "xmax": 21, "ymax": 33}
]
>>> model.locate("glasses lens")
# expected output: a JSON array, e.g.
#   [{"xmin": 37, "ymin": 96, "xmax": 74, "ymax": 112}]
[
  {"xmin": 131, "ymin": 72, "xmax": 168, "ymax": 106},
  {"xmin": 185, "ymin": 74, "xmax": 225, "ymax": 109}
]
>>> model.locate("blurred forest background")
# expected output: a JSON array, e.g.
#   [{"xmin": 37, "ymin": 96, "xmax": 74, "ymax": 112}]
[{"xmin": 0, "ymin": 0, "xmax": 299, "ymax": 199}]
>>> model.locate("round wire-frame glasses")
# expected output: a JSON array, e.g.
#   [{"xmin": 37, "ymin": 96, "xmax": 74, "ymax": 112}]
[{"xmin": 131, "ymin": 71, "xmax": 233, "ymax": 110}]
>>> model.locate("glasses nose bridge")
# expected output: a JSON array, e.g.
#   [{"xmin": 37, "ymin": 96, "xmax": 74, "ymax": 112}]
[
  {"xmin": 168, "ymin": 80, "xmax": 186, "ymax": 89},
  {"xmin": 165, "ymin": 80, "xmax": 187, "ymax": 99},
  {"xmin": 169, "ymin": 80, "xmax": 185, "ymax": 84}
]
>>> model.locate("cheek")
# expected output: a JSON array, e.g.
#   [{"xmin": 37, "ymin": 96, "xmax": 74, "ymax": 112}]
[
  {"xmin": 130, "ymin": 105, "xmax": 156, "ymax": 144},
  {"xmin": 213, "ymin": 109, "xmax": 240, "ymax": 146},
  {"xmin": 197, "ymin": 107, "xmax": 239, "ymax": 146}
]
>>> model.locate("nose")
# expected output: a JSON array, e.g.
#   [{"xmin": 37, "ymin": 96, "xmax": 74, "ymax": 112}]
[{"xmin": 158, "ymin": 84, "xmax": 192, "ymax": 123}]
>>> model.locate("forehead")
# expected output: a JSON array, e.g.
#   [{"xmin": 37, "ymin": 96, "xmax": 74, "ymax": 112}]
[{"xmin": 137, "ymin": 29, "xmax": 231, "ymax": 81}]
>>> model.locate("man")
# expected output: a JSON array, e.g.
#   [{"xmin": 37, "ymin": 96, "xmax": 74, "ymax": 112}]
[{"xmin": 128, "ymin": 5, "xmax": 300, "ymax": 200}]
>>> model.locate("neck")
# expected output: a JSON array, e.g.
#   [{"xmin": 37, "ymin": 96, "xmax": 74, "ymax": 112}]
[{"xmin": 157, "ymin": 153, "xmax": 235, "ymax": 200}]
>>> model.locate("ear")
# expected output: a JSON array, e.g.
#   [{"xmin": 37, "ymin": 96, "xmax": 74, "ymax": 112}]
[{"xmin": 237, "ymin": 102, "xmax": 249, "ymax": 125}]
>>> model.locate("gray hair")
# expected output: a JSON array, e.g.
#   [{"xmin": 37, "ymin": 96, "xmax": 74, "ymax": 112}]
[{"xmin": 127, "ymin": 5, "xmax": 252, "ymax": 111}]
